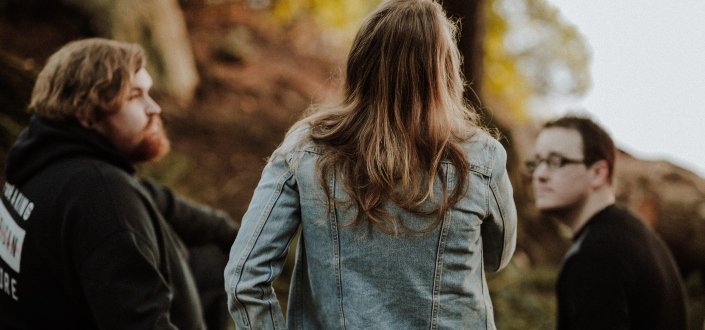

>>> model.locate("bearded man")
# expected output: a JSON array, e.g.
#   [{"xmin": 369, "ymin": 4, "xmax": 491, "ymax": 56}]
[{"xmin": 0, "ymin": 38, "xmax": 237, "ymax": 329}]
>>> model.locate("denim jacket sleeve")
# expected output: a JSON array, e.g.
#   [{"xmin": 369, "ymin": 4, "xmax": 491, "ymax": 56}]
[
  {"xmin": 224, "ymin": 147, "xmax": 301, "ymax": 330},
  {"xmin": 481, "ymin": 139, "xmax": 517, "ymax": 272}
]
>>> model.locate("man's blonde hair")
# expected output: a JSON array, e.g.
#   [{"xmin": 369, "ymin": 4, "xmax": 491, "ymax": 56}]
[{"xmin": 28, "ymin": 38, "xmax": 145, "ymax": 122}]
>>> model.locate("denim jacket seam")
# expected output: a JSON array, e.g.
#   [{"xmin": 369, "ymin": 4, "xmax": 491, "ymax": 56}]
[
  {"xmin": 482, "ymin": 258, "xmax": 491, "ymax": 329},
  {"xmin": 327, "ymin": 170, "xmax": 348, "ymax": 329},
  {"xmin": 488, "ymin": 146, "xmax": 508, "ymax": 270},
  {"xmin": 479, "ymin": 139, "xmax": 494, "ymax": 330},
  {"xmin": 293, "ymin": 242, "xmax": 304, "ymax": 330},
  {"xmin": 482, "ymin": 144, "xmax": 493, "ymax": 221},
  {"xmin": 430, "ymin": 163, "xmax": 453, "ymax": 330}
]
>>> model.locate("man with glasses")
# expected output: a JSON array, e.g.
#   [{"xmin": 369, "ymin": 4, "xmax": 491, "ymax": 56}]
[{"xmin": 527, "ymin": 115, "xmax": 687, "ymax": 329}]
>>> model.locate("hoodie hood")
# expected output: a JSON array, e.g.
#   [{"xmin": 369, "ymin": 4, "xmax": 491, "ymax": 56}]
[{"xmin": 5, "ymin": 116, "xmax": 135, "ymax": 185}]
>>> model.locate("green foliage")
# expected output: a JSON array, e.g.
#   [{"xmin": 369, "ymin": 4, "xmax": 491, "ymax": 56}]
[
  {"xmin": 260, "ymin": 0, "xmax": 590, "ymax": 122},
  {"xmin": 488, "ymin": 264, "xmax": 558, "ymax": 329},
  {"xmin": 492, "ymin": 0, "xmax": 591, "ymax": 98},
  {"xmin": 257, "ymin": 0, "xmax": 383, "ymax": 53},
  {"xmin": 686, "ymin": 272, "xmax": 705, "ymax": 329},
  {"xmin": 489, "ymin": 266, "xmax": 705, "ymax": 329},
  {"xmin": 268, "ymin": 0, "xmax": 380, "ymax": 50},
  {"xmin": 0, "ymin": 113, "xmax": 24, "ymax": 139},
  {"xmin": 483, "ymin": 0, "xmax": 533, "ymax": 121},
  {"xmin": 271, "ymin": 0, "xmax": 379, "ymax": 29},
  {"xmin": 137, "ymin": 150, "xmax": 204, "ymax": 200},
  {"xmin": 483, "ymin": 0, "xmax": 591, "ymax": 121}
]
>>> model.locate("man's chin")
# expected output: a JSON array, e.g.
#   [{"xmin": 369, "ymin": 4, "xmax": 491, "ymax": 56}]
[
  {"xmin": 130, "ymin": 131, "xmax": 171, "ymax": 163},
  {"xmin": 146, "ymin": 139, "xmax": 171, "ymax": 162},
  {"xmin": 536, "ymin": 203, "xmax": 566, "ymax": 218}
]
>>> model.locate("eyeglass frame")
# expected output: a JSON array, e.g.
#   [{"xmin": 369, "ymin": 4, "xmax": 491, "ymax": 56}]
[{"xmin": 525, "ymin": 152, "xmax": 586, "ymax": 174}]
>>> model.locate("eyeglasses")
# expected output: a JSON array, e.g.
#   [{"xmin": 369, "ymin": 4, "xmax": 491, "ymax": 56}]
[{"xmin": 525, "ymin": 153, "xmax": 585, "ymax": 174}]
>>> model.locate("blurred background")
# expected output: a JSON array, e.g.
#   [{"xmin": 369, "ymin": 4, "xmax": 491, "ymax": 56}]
[{"xmin": 1, "ymin": 0, "xmax": 704, "ymax": 328}]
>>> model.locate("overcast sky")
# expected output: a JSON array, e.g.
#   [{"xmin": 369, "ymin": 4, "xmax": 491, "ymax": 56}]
[{"xmin": 543, "ymin": 0, "xmax": 705, "ymax": 177}]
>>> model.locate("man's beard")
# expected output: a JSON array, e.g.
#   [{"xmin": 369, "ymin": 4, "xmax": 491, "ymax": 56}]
[{"xmin": 128, "ymin": 115, "xmax": 171, "ymax": 163}]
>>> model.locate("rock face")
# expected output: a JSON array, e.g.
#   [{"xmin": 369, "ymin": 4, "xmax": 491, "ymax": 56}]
[{"xmin": 615, "ymin": 151, "xmax": 705, "ymax": 278}]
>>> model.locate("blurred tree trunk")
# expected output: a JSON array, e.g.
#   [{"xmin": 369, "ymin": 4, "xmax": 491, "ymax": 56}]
[
  {"xmin": 0, "ymin": 52, "xmax": 35, "ymax": 161},
  {"xmin": 441, "ymin": 0, "xmax": 513, "ymax": 162},
  {"xmin": 439, "ymin": 0, "xmax": 485, "ymax": 112},
  {"xmin": 441, "ymin": 0, "xmax": 569, "ymax": 265},
  {"xmin": 61, "ymin": 0, "xmax": 199, "ymax": 107}
]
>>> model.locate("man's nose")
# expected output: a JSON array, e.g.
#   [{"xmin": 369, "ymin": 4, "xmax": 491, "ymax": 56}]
[
  {"xmin": 532, "ymin": 163, "xmax": 550, "ymax": 182},
  {"xmin": 145, "ymin": 96, "xmax": 161, "ymax": 115}
]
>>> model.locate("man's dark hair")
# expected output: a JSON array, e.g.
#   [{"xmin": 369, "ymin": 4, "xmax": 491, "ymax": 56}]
[{"xmin": 543, "ymin": 115, "xmax": 616, "ymax": 183}]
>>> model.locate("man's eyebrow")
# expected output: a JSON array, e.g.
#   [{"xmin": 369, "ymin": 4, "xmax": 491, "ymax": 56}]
[
  {"xmin": 532, "ymin": 151, "xmax": 565, "ymax": 158},
  {"xmin": 126, "ymin": 88, "xmax": 143, "ymax": 97}
]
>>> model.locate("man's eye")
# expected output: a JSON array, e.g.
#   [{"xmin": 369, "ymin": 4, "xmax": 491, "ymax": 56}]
[{"xmin": 547, "ymin": 156, "xmax": 562, "ymax": 167}]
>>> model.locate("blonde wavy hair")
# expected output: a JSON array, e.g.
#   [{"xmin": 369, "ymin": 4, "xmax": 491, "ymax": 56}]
[
  {"xmin": 290, "ymin": 0, "xmax": 480, "ymax": 234},
  {"xmin": 28, "ymin": 38, "xmax": 144, "ymax": 122}
]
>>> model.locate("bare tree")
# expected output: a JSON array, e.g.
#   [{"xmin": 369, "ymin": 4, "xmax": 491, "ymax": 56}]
[
  {"xmin": 440, "ymin": 0, "xmax": 485, "ymax": 111},
  {"xmin": 441, "ymin": 0, "xmax": 570, "ymax": 266},
  {"xmin": 60, "ymin": 0, "xmax": 200, "ymax": 107}
]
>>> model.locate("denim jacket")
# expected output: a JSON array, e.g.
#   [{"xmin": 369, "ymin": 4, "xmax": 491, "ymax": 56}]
[{"xmin": 225, "ymin": 127, "xmax": 517, "ymax": 330}]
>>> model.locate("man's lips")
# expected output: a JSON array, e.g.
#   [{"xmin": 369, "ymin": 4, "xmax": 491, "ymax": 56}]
[
  {"xmin": 145, "ymin": 115, "xmax": 162, "ymax": 133},
  {"xmin": 534, "ymin": 186, "xmax": 553, "ymax": 196}
]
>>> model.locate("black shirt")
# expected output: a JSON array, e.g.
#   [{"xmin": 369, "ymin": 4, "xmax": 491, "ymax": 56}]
[{"xmin": 556, "ymin": 204, "xmax": 687, "ymax": 329}]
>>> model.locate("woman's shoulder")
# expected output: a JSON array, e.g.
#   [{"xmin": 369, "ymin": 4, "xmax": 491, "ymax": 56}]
[
  {"xmin": 460, "ymin": 129, "xmax": 506, "ymax": 157},
  {"xmin": 459, "ymin": 129, "xmax": 507, "ymax": 175},
  {"xmin": 280, "ymin": 124, "xmax": 319, "ymax": 153},
  {"xmin": 270, "ymin": 123, "xmax": 321, "ymax": 167}
]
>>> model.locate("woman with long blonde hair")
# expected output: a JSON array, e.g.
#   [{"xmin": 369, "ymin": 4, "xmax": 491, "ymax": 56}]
[{"xmin": 225, "ymin": 0, "xmax": 517, "ymax": 328}]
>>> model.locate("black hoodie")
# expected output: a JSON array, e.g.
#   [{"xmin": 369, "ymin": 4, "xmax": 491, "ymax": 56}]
[{"xmin": 1, "ymin": 117, "xmax": 236, "ymax": 329}]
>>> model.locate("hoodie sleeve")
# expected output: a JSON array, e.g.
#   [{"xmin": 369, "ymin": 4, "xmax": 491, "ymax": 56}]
[
  {"xmin": 140, "ymin": 178, "xmax": 238, "ymax": 252},
  {"xmin": 61, "ymin": 168, "xmax": 189, "ymax": 330}
]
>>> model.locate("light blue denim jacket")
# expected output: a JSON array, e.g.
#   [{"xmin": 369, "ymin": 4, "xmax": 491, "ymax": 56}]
[{"xmin": 225, "ymin": 126, "xmax": 517, "ymax": 330}]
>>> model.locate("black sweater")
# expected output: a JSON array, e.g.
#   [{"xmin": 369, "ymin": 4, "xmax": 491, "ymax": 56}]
[
  {"xmin": 556, "ymin": 204, "xmax": 687, "ymax": 330},
  {"xmin": 0, "ymin": 117, "xmax": 237, "ymax": 329}
]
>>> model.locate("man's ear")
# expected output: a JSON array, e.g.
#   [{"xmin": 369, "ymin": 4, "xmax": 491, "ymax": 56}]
[
  {"xmin": 589, "ymin": 160, "xmax": 610, "ymax": 187},
  {"xmin": 75, "ymin": 110, "xmax": 93, "ymax": 128}
]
